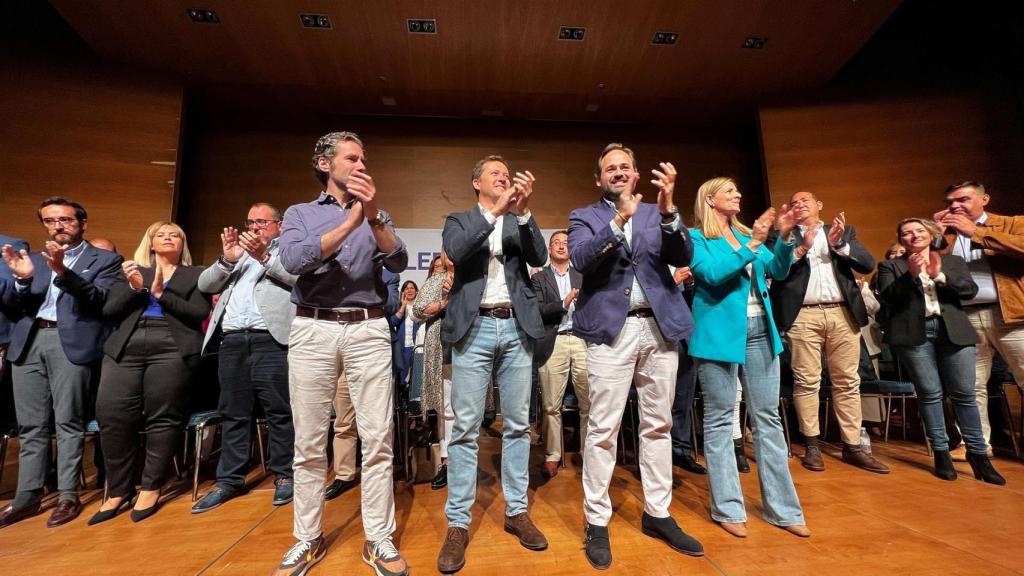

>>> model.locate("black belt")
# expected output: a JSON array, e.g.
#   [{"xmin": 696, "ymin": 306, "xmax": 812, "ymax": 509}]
[
  {"xmin": 627, "ymin": 308, "xmax": 654, "ymax": 318},
  {"xmin": 296, "ymin": 306, "xmax": 386, "ymax": 323},
  {"xmin": 34, "ymin": 319, "xmax": 57, "ymax": 329},
  {"xmin": 962, "ymin": 302, "xmax": 997, "ymax": 310},
  {"xmin": 557, "ymin": 329, "xmax": 572, "ymax": 336},
  {"xmin": 479, "ymin": 307, "xmax": 514, "ymax": 319},
  {"xmin": 222, "ymin": 328, "xmax": 271, "ymax": 336},
  {"xmin": 802, "ymin": 302, "xmax": 845, "ymax": 310}
]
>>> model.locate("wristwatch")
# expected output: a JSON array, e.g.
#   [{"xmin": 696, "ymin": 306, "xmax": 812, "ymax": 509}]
[
  {"xmin": 368, "ymin": 209, "xmax": 391, "ymax": 227},
  {"xmin": 660, "ymin": 205, "xmax": 679, "ymax": 223}
]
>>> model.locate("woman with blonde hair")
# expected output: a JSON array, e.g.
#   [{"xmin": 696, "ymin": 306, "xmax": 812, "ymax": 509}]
[
  {"xmin": 89, "ymin": 221, "xmax": 210, "ymax": 524},
  {"xmin": 687, "ymin": 177, "xmax": 809, "ymax": 538}
]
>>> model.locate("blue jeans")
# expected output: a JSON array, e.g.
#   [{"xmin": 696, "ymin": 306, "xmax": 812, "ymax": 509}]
[
  {"xmin": 697, "ymin": 315, "xmax": 804, "ymax": 526},
  {"xmin": 446, "ymin": 316, "xmax": 533, "ymax": 528},
  {"xmin": 894, "ymin": 318, "xmax": 985, "ymax": 453}
]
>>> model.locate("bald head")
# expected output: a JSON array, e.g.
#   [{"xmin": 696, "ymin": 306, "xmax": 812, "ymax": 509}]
[{"xmin": 90, "ymin": 238, "xmax": 117, "ymax": 253}]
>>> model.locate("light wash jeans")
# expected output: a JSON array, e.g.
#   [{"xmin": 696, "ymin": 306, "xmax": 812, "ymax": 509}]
[
  {"xmin": 895, "ymin": 317, "xmax": 985, "ymax": 454},
  {"xmin": 697, "ymin": 315, "xmax": 805, "ymax": 526},
  {"xmin": 445, "ymin": 316, "xmax": 533, "ymax": 528}
]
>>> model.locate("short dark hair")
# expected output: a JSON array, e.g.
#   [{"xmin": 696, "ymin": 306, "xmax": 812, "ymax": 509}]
[
  {"xmin": 250, "ymin": 203, "xmax": 282, "ymax": 221},
  {"xmin": 471, "ymin": 155, "xmax": 511, "ymax": 196},
  {"xmin": 594, "ymin": 143, "xmax": 636, "ymax": 178},
  {"xmin": 37, "ymin": 197, "xmax": 87, "ymax": 222},
  {"xmin": 945, "ymin": 180, "xmax": 986, "ymax": 196},
  {"xmin": 400, "ymin": 280, "xmax": 418, "ymax": 293},
  {"xmin": 549, "ymin": 230, "xmax": 568, "ymax": 244},
  {"xmin": 790, "ymin": 190, "xmax": 819, "ymax": 202},
  {"xmin": 312, "ymin": 131, "xmax": 364, "ymax": 186}
]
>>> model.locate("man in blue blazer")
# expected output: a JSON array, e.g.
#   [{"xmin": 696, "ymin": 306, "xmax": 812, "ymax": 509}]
[
  {"xmin": 436, "ymin": 155, "xmax": 548, "ymax": 574},
  {"xmin": 0, "ymin": 198, "xmax": 122, "ymax": 528},
  {"xmin": 0, "ymin": 234, "xmax": 29, "ymax": 377},
  {"xmin": 568, "ymin": 143, "xmax": 703, "ymax": 569}
]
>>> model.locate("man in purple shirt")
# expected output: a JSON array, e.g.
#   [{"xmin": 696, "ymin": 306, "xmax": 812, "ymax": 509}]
[{"xmin": 273, "ymin": 131, "xmax": 409, "ymax": 576}]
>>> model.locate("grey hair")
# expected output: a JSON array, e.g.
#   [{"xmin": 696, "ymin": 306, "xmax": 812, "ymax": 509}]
[{"xmin": 312, "ymin": 131, "xmax": 365, "ymax": 185}]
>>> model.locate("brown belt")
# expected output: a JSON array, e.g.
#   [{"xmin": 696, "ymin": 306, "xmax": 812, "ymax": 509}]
[
  {"xmin": 35, "ymin": 319, "xmax": 58, "ymax": 329},
  {"xmin": 296, "ymin": 306, "xmax": 386, "ymax": 323},
  {"xmin": 479, "ymin": 307, "xmax": 514, "ymax": 319},
  {"xmin": 802, "ymin": 302, "xmax": 844, "ymax": 310},
  {"xmin": 627, "ymin": 308, "xmax": 655, "ymax": 318}
]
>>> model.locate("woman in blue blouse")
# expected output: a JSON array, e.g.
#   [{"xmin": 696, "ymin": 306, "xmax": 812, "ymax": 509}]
[{"xmin": 688, "ymin": 177, "xmax": 808, "ymax": 539}]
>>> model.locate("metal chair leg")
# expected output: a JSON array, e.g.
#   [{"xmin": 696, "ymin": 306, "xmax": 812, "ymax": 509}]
[
  {"xmin": 192, "ymin": 424, "xmax": 204, "ymax": 502},
  {"xmin": 824, "ymin": 397, "xmax": 832, "ymax": 441},
  {"xmin": 883, "ymin": 396, "xmax": 892, "ymax": 443},
  {"xmin": 998, "ymin": 384, "xmax": 1021, "ymax": 458},
  {"xmin": 779, "ymin": 398, "xmax": 793, "ymax": 457},
  {"xmin": 0, "ymin": 434, "xmax": 8, "ymax": 487},
  {"xmin": 256, "ymin": 421, "xmax": 268, "ymax": 474}
]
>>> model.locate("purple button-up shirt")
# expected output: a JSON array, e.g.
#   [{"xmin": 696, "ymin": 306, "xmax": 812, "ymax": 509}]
[{"xmin": 279, "ymin": 192, "xmax": 408, "ymax": 309}]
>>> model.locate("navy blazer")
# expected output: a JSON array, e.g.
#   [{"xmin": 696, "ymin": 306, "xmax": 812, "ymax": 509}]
[
  {"xmin": 0, "ymin": 234, "xmax": 30, "ymax": 345},
  {"xmin": 441, "ymin": 208, "xmax": 547, "ymax": 344},
  {"xmin": 531, "ymin": 265, "xmax": 582, "ymax": 367},
  {"xmin": 4, "ymin": 242, "xmax": 123, "ymax": 365},
  {"xmin": 568, "ymin": 200, "xmax": 694, "ymax": 345},
  {"xmin": 768, "ymin": 224, "xmax": 875, "ymax": 331}
]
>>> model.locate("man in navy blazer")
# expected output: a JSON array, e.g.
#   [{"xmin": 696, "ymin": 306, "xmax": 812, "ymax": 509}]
[
  {"xmin": 568, "ymin": 143, "xmax": 702, "ymax": 569},
  {"xmin": 436, "ymin": 155, "xmax": 548, "ymax": 573},
  {"xmin": 0, "ymin": 198, "xmax": 122, "ymax": 528},
  {"xmin": 0, "ymin": 234, "xmax": 29, "ymax": 375}
]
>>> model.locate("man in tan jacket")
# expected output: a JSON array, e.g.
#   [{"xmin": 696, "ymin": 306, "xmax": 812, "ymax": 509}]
[{"xmin": 936, "ymin": 180, "xmax": 1024, "ymax": 455}]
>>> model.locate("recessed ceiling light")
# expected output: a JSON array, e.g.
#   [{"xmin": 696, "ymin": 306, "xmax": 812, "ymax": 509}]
[
  {"xmin": 558, "ymin": 26, "xmax": 586, "ymax": 41},
  {"xmin": 408, "ymin": 19, "xmax": 437, "ymax": 34},
  {"xmin": 651, "ymin": 32, "xmax": 679, "ymax": 45},
  {"xmin": 742, "ymin": 36, "xmax": 767, "ymax": 49},
  {"xmin": 299, "ymin": 14, "xmax": 331, "ymax": 29},
  {"xmin": 187, "ymin": 8, "xmax": 220, "ymax": 24}
]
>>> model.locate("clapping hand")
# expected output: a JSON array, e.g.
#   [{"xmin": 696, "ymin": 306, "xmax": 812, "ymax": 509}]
[
  {"xmin": 221, "ymin": 227, "xmax": 244, "ymax": 263},
  {"xmin": 42, "ymin": 241, "xmax": 68, "ymax": 276},
  {"xmin": 511, "ymin": 171, "xmax": 535, "ymax": 215},
  {"xmin": 827, "ymin": 212, "xmax": 846, "ymax": 246},
  {"xmin": 651, "ymin": 162, "xmax": 677, "ymax": 216},
  {"xmin": 1, "ymin": 244, "xmax": 34, "ymax": 279},
  {"xmin": 122, "ymin": 260, "xmax": 144, "ymax": 290}
]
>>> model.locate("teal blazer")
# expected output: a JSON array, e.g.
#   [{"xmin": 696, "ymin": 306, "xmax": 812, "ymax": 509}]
[{"xmin": 688, "ymin": 228, "xmax": 795, "ymax": 364}]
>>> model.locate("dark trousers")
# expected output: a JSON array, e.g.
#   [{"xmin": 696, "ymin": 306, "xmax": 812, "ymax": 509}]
[
  {"xmin": 671, "ymin": 340, "xmax": 698, "ymax": 456},
  {"xmin": 96, "ymin": 318, "xmax": 192, "ymax": 498},
  {"xmin": 216, "ymin": 330, "xmax": 293, "ymax": 489}
]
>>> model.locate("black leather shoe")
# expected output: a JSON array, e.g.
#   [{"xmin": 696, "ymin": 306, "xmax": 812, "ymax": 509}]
[
  {"xmin": 191, "ymin": 486, "xmax": 239, "ymax": 514},
  {"xmin": 966, "ymin": 451, "xmax": 1006, "ymax": 486},
  {"xmin": 325, "ymin": 477, "xmax": 359, "ymax": 501},
  {"xmin": 130, "ymin": 502, "xmax": 160, "ymax": 523},
  {"xmin": 431, "ymin": 465, "xmax": 448, "ymax": 490},
  {"xmin": 89, "ymin": 491, "xmax": 136, "ymax": 525},
  {"xmin": 640, "ymin": 512, "xmax": 704, "ymax": 557},
  {"xmin": 0, "ymin": 499, "xmax": 41, "ymax": 528},
  {"xmin": 672, "ymin": 453, "xmax": 707, "ymax": 475},
  {"xmin": 583, "ymin": 524, "xmax": 612, "ymax": 570},
  {"xmin": 933, "ymin": 450, "xmax": 957, "ymax": 481},
  {"xmin": 273, "ymin": 477, "xmax": 293, "ymax": 506}
]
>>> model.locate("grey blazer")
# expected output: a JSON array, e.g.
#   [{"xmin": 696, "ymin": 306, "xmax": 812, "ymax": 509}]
[
  {"xmin": 198, "ymin": 244, "xmax": 298, "ymax": 354},
  {"xmin": 441, "ymin": 208, "xmax": 548, "ymax": 345}
]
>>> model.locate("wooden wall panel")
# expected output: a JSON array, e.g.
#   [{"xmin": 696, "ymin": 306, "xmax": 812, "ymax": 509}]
[
  {"xmin": 759, "ymin": 92, "xmax": 1024, "ymax": 262},
  {"xmin": 179, "ymin": 115, "xmax": 764, "ymax": 264},
  {"xmin": 0, "ymin": 60, "xmax": 182, "ymax": 254}
]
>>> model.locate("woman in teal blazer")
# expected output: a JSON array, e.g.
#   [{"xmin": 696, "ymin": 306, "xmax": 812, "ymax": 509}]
[{"xmin": 688, "ymin": 177, "xmax": 809, "ymax": 539}]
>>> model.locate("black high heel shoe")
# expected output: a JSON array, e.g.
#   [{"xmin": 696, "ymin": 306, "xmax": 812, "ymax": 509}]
[
  {"xmin": 131, "ymin": 491, "xmax": 162, "ymax": 523},
  {"xmin": 88, "ymin": 491, "xmax": 137, "ymax": 526},
  {"xmin": 965, "ymin": 452, "xmax": 1006, "ymax": 486},
  {"xmin": 932, "ymin": 450, "xmax": 957, "ymax": 481},
  {"xmin": 734, "ymin": 439, "xmax": 750, "ymax": 474}
]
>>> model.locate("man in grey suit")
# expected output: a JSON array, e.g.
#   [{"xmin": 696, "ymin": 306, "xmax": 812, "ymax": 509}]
[
  {"xmin": 193, "ymin": 203, "xmax": 298, "ymax": 513},
  {"xmin": 436, "ymin": 155, "xmax": 548, "ymax": 574}
]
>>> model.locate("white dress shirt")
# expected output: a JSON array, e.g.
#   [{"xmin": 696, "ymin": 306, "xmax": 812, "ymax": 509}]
[
  {"xmin": 478, "ymin": 204, "xmax": 531, "ymax": 308},
  {"xmin": 796, "ymin": 221, "xmax": 849, "ymax": 305},
  {"xmin": 951, "ymin": 211, "xmax": 998, "ymax": 305}
]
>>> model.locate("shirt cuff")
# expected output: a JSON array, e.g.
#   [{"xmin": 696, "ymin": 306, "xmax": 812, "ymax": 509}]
[
  {"xmin": 15, "ymin": 278, "xmax": 30, "ymax": 291},
  {"xmin": 483, "ymin": 211, "xmax": 498, "ymax": 226},
  {"xmin": 659, "ymin": 213, "xmax": 681, "ymax": 232},
  {"xmin": 831, "ymin": 242, "xmax": 851, "ymax": 256},
  {"xmin": 608, "ymin": 220, "xmax": 625, "ymax": 239},
  {"xmin": 932, "ymin": 272, "xmax": 947, "ymax": 285},
  {"xmin": 516, "ymin": 211, "xmax": 532, "ymax": 225}
]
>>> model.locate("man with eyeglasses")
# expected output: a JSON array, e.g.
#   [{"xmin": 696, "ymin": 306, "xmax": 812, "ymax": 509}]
[
  {"xmin": 275, "ymin": 132, "xmax": 409, "ymax": 576},
  {"xmin": 192, "ymin": 203, "xmax": 298, "ymax": 514},
  {"xmin": 532, "ymin": 230, "xmax": 588, "ymax": 479},
  {"xmin": 0, "ymin": 197, "xmax": 122, "ymax": 528}
]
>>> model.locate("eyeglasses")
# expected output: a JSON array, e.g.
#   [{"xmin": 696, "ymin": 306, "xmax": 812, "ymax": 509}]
[
  {"xmin": 41, "ymin": 217, "xmax": 77, "ymax": 228},
  {"xmin": 550, "ymin": 240, "xmax": 568, "ymax": 247},
  {"xmin": 245, "ymin": 219, "xmax": 281, "ymax": 228}
]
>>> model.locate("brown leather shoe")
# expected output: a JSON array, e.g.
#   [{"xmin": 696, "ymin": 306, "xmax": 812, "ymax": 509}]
[
  {"xmin": 504, "ymin": 512, "xmax": 548, "ymax": 550},
  {"xmin": 719, "ymin": 522, "xmax": 747, "ymax": 538},
  {"xmin": 438, "ymin": 526, "xmax": 469, "ymax": 573},
  {"xmin": 0, "ymin": 500, "xmax": 42, "ymax": 528},
  {"xmin": 542, "ymin": 461, "xmax": 559, "ymax": 479},
  {"xmin": 842, "ymin": 444, "xmax": 890, "ymax": 474},
  {"xmin": 47, "ymin": 499, "xmax": 82, "ymax": 528},
  {"xmin": 801, "ymin": 445, "xmax": 825, "ymax": 472},
  {"xmin": 782, "ymin": 524, "xmax": 811, "ymax": 538}
]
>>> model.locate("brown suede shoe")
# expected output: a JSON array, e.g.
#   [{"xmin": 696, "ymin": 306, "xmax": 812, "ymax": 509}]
[
  {"xmin": 542, "ymin": 461, "xmax": 559, "ymax": 479},
  {"xmin": 47, "ymin": 499, "xmax": 82, "ymax": 528},
  {"xmin": 438, "ymin": 526, "xmax": 469, "ymax": 574},
  {"xmin": 504, "ymin": 512, "xmax": 548, "ymax": 550},
  {"xmin": 842, "ymin": 444, "xmax": 890, "ymax": 474},
  {"xmin": 0, "ymin": 500, "xmax": 41, "ymax": 528},
  {"xmin": 801, "ymin": 445, "xmax": 825, "ymax": 472}
]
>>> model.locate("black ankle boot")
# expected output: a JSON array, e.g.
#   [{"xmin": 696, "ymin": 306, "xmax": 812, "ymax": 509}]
[
  {"xmin": 932, "ymin": 450, "xmax": 957, "ymax": 481},
  {"xmin": 965, "ymin": 452, "xmax": 1006, "ymax": 486},
  {"xmin": 734, "ymin": 439, "xmax": 750, "ymax": 474}
]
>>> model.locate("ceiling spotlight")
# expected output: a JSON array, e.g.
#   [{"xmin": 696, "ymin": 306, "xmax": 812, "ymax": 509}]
[
  {"xmin": 651, "ymin": 32, "xmax": 678, "ymax": 45},
  {"xmin": 558, "ymin": 26, "xmax": 586, "ymax": 41},
  {"xmin": 300, "ymin": 13, "xmax": 331, "ymax": 29},
  {"xmin": 742, "ymin": 36, "xmax": 768, "ymax": 49},
  {"xmin": 408, "ymin": 19, "xmax": 438, "ymax": 34},
  {"xmin": 187, "ymin": 8, "xmax": 220, "ymax": 24}
]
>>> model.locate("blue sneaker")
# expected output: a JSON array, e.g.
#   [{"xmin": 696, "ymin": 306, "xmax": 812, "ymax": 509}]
[{"xmin": 273, "ymin": 477, "xmax": 294, "ymax": 506}]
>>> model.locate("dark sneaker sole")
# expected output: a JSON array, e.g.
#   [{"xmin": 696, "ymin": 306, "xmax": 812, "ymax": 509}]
[
  {"xmin": 800, "ymin": 461, "xmax": 825, "ymax": 472},
  {"xmin": 503, "ymin": 524, "xmax": 548, "ymax": 550},
  {"xmin": 363, "ymin": 554, "xmax": 409, "ymax": 576},
  {"xmin": 437, "ymin": 557, "xmax": 465, "ymax": 574},
  {"xmin": 273, "ymin": 497, "xmax": 294, "ymax": 506},
  {"xmin": 641, "ymin": 528, "xmax": 705, "ymax": 557}
]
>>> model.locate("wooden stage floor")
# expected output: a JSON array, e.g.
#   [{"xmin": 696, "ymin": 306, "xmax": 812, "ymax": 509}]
[{"xmin": 1, "ymin": 428, "xmax": 1023, "ymax": 576}]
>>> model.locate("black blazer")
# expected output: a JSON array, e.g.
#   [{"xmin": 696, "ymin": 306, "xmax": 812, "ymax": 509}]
[
  {"xmin": 441, "ymin": 209, "xmax": 547, "ymax": 344},
  {"xmin": 769, "ymin": 224, "xmax": 875, "ymax": 331},
  {"xmin": 875, "ymin": 254, "xmax": 978, "ymax": 347},
  {"xmin": 531, "ymin": 265, "xmax": 582, "ymax": 367},
  {"xmin": 103, "ymin": 265, "xmax": 211, "ymax": 361}
]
